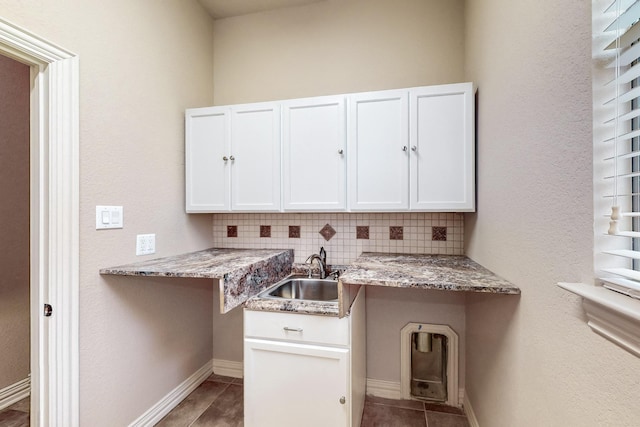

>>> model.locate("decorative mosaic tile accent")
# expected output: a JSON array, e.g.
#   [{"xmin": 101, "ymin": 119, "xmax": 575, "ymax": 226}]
[
  {"xmin": 289, "ymin": 226, "xmax": 301, "ymax": 238},
  {"xmin": 432, "ymin": 226, "xmax": 447, "ymax": 241},
  {"xmin": 260, "ymin": 225, "xmax": 271, "ymax": 238},
  {"xmin": 319, "ymin": 223, "xmax": 336, "ymax": 241},
  {"xmin": 212, "ymin": 213, "xmax": 464, "ymax": 264},
  {"xmin": 389, "ymin": 226, "xmax": 404, "ymax": 240},
  {"xmin": 227, "ymin": 225, "xmax": 238, "ymax": 238},
  {"xmin": 356, "ymin": 226, "xmax": 369, "ymax": 240}
]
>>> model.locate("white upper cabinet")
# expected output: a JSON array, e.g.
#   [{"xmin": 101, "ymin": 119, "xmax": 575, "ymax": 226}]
[
  {"xmin": 185, "ymin": 106, "xmax": 230, "ymax": 212},
  {"xmin": 185, "ymin": 102, "xmax": 280, "ymax": 213},
  {"xmin": 230, "ymin": 103, "xmax": 281, "ymax": 211},
  {"xmin": 185, "ymin": 83, "xmax": 475, "ymax": 213},
  {"xmin": 282, "ymin": 95, "xmax": 346, "ymax": 211},
  {"xmin": 347, "ymin": 90, "xmax": 409, "ymax": 211},
  {"xmin": 409, "ymin": 83, "xmax": 475, "ymax": 211},
  {"xmin": 347, "ymin": 83, "xmax": 475, "ymax": 212}
]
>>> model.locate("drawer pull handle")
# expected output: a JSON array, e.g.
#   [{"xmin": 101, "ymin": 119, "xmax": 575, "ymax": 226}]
[{"xmin": 283, "ymin": 327, "xmax": 303, "ymax": 332}]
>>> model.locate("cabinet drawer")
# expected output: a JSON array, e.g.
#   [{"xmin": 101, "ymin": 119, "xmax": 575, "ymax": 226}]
[{"xmin": 244, "ymin": 309, "xmax": 349, "ymax": 346}]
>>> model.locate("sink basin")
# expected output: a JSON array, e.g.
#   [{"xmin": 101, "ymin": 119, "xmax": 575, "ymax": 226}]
[{"xmin": 259, "ymin": 276, "xmax": 338, "ymax": 302}]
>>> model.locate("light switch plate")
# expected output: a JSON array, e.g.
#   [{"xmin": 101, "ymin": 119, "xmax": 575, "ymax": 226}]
[{"xmin": 96, "ymin": 206, "xmax": 123, "ymax": 229}]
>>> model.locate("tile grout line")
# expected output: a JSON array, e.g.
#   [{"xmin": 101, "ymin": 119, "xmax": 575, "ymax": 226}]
[
  {"xmin": 423, "ymin": 401, "xmax": 429, "ymax": 427},
  {"xmin": 186, "ymin": 381, "xmax": 232, "ymax": 427},
  {"xmin": 367, "ymin": 401, "xmax": 425, "ymax": 412}
]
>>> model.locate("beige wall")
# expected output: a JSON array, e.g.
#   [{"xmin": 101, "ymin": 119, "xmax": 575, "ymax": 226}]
[
  {"xmin": 212, "ymin": 0, "xmax": 465, "ymax": 105},
  {"xmin": 211, "ymin": 0, "xmax": 467, "ymax": 387},
  {"xmin": 0, "ymin": 1, "xmax": 216, "ymax": 424},
  {"xmin": 366, "ymin": 287, "xmax": 465, "ymax": 387},
  {"xmin": 6, "ymin": 1, "xmax": 631, "ymax": 425},
  {"xmin": 0, "ymin": 54, "xmax": 30, "ymax": 390},
  {"xmin": 464, "ymin": 1, "xmax": 640, "ymax": 426}
]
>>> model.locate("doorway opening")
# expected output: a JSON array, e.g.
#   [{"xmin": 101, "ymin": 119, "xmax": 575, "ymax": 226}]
[
  {"xmin": 0, "ymin": 17, "xmax": 79, "ymax": 426},
  {"xmin": 0, "ymin": 52, "xmax": 31, "ymax": 424}
]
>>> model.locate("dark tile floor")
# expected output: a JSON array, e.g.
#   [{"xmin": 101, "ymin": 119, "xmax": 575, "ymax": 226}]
[
  {"xmin": 157, "ymin": 373, "xmax": 471, "ymax": 427},
  {"xmin": 0, "ymin": 377, "xmax": 470, "ymax": 427},
  {"xmin": 157, "ymin": 374, "xmax": 244, "ymax": 427},
  {"xmin": 0, "ymin": 397, "xmax": 30, "ymax": 427}
]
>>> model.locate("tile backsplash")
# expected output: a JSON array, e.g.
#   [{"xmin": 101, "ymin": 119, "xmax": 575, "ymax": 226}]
[{"xmin": 212, "ymin": 213, "xmax": 464, "ymax": 265}]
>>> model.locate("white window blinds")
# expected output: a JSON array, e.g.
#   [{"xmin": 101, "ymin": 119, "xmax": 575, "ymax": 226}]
[{"xmin": 598, "ymin": 0, "xmax": 640, "ymax": 299}]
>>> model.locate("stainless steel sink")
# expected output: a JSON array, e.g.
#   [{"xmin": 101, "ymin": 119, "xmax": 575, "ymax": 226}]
[{"xmin": 259, "ymin": 276, "xmax": 338, "ymax": 302}]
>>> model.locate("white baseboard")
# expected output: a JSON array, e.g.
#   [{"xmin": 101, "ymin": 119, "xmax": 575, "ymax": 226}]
[
  {"xmin": 0, "ymin": 376, "xmax": 30, "ymax": 411},
  {"xmin": 458, "ymin": 388, "xmax": 465, "ymax": 409},
  {"xmin": 212, "ymin": 358, "xmax": 243, "ymax": 379},
  {"xmin": 464, "ymin": 392, "xmax": 480, "ymax": 427},
  {"xmin": 128, "ymin": 360, "xmax": 212, "ymax": 427},
  {"xmin": 366, "ymin": 379, "xmax": 401, "ymax": 400}
]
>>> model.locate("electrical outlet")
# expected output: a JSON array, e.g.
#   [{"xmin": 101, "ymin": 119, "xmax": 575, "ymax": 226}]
[{"xmin": 136, "ymin": 234, "xmax": 156, "ymax": 256}]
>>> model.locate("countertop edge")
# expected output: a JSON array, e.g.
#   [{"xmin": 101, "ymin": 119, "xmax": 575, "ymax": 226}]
[{"xmin": 339, "ymin": 277, "xmax": 520, "ymax": 294}]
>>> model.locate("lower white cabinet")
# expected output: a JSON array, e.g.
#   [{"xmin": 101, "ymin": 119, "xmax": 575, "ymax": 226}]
[{"xmin": 244, "ymin": 288, "xmax": 366, "ymax": 427}]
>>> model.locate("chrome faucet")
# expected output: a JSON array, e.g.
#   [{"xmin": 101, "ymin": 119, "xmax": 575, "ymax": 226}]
[{"xmin": 306, "ymin": 253, "xmax": 327, "ymax": 279}]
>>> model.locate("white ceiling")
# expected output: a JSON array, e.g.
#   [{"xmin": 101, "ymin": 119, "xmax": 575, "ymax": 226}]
[{"xmin": 198, "ymin": 0, "xmax": 324, "ymax": 19}]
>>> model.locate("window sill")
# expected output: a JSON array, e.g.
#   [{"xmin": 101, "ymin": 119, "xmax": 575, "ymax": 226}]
[{"xmin": 558, "ymin": 282, "xmax": 640, "ymax": 357}]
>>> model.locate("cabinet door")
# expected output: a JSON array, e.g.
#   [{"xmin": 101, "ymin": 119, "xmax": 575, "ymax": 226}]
[
  {"xmin": 282, "ymin": 96, "xmax": 346, "ymax": 211},
  {"xmin": 348, "ymin": 90, "xmax": 409, "ymax": 211},
  {"xmin": 244, "ymin": 338, "xmax": 349, "ymax": 427},
  {"xmin": 185, "ymin": 107, "xmax": 230, "ymax": 212},
  {"xmin": 409, "ymin": 83, "xmax": 475, "ymax": 211},
  {"xmin": 230, "ymin": 103, "xmax": 281, "ymax": 211}
]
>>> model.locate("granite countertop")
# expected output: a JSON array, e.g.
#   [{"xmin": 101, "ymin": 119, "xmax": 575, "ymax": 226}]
[
  {"xmin": 339, "ymin": 252, "xmax": 520, "ymax": 294},
  {"xmin": 100, "ymin": 248, "xmax": 294, "ymax": 313},
  {"xmin": 101, "ymin": 249, "xmax": 518, "ymax": 317}
]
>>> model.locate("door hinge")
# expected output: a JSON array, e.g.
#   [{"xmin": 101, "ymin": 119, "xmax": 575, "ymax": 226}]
[{"xmin": 43, "ymin": 304, "xmax": 53, "ymax": 317}]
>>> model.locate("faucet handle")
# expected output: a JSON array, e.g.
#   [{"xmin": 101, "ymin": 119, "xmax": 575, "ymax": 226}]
[{"xmin": 319, "ymin": 247, "xmax": 327, "ymax": 263}]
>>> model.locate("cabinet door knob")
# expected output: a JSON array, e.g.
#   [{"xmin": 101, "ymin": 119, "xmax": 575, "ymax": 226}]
[
  {"xmin": 402, "ymin": 146, "xmax": 408, "ymax": 152},
  {"xmin": 338, "ymin": 149, "xmax": 344, "ymax": 155},
  {"xmin": 223, "ymin": 156, "xmax": 228, "ymax": 161},
  {"xmin": 339, "ymin": 396, "xmax": 346, "ymax": 404},
  {"xmin": 411, "ymin": 146, "xmax": 417, "ymax": 152},
  {"xmin": 229, "ymin": 155, "xmax": 235, "ymax": 161}
]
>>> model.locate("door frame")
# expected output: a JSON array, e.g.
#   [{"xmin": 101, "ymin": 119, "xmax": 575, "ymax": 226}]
[{"xmin": 0, "ymin": 18, "xmax": 79, "ymax": 426}]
